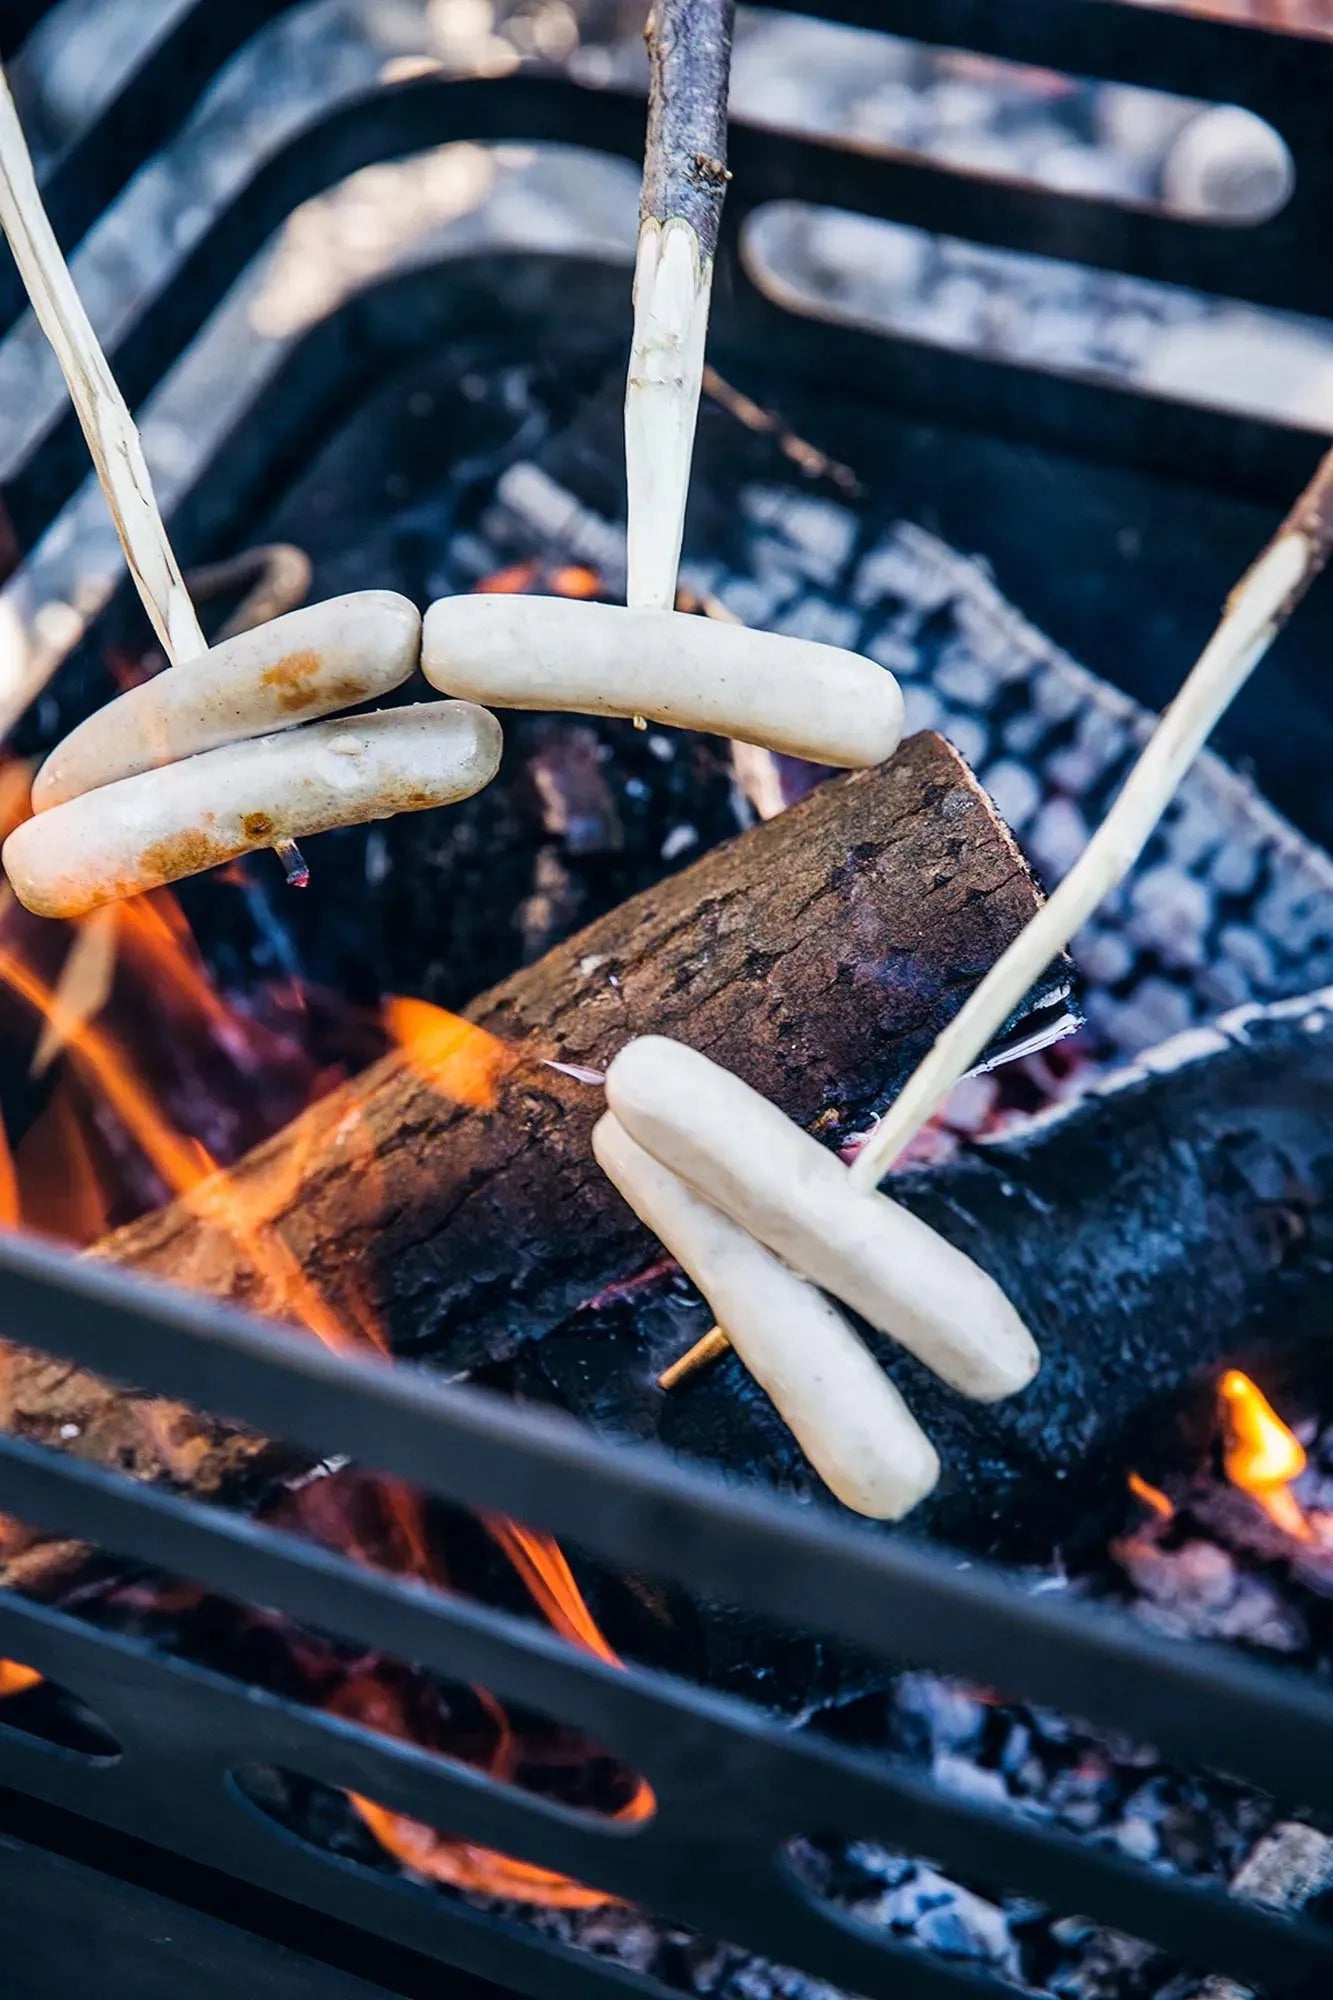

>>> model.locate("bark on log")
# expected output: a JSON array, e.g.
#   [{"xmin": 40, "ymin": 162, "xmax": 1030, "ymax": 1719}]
[
  {"xmin": 2, "ymin": 731, "xmax": 1063, "ymax": 1572},
  {"xmin": 93, "ymin": 731, "xmax": 1063, "ymax": 1367}
]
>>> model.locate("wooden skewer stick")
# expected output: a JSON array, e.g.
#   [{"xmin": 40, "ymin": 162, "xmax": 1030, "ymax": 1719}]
[
  {"xmin": 625, "ymin": 0, "xmax": 736, "ymax": 619},
  {"xmin": 0, "ymin": 65, "xmax": 307, "ymax": 886},
  {"xmin": 660, "ymin": 445, "xmax": 1333, "ymax": 1389}
]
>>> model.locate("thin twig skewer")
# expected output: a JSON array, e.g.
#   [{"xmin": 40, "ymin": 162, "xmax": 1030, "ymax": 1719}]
[
  {"xmin": 0, "ymin": 65, "xmax": 306, "ymax": 885},
  {"xmin": 850, "ymin": 453, "xmax": 1333, "ymax": 1191},
  {"xmin": 661, "ymin": 446, "xmax": 1333, "ymax": 1389},
  {"xmin": 625, "ymin": 0, "xmax": 736, "ymax": 616}
]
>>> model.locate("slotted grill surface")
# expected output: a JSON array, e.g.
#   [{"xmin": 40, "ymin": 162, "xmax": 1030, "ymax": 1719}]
[
  {"xmin": 3, "ymin": 6, "xmax": 1333, "ymax": 1999},
  {"xmin": 2, "ymin": 1235, "xmax": 1333, "ymax": 2000}
]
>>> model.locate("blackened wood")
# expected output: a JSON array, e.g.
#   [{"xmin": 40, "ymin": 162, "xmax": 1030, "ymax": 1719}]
[
  {"xmin": 529, "ymin": 995, "xmax": 1333, "ymax": 1578},
  {"xmin": 640, "ymin": 0, "xmax": 736, "ymax": 256}
]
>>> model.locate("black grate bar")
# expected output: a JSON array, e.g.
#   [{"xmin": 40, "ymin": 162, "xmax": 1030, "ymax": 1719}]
[
  {"xmin": 0, "ymin": 1434, "xmax": 1329, "ymax": 1993},
  {"xmin": 0, "ymin": 1, "xmax": 306, "ymax": 337},
  {"xmin": 1, "ymin": 1233, "xmax": 1332, "ymax": 1798},
  {"xmin": 8, "ymin": 27, "xmax": 1333, "ymax": 548},
  {"xmin": 1, "ymin": 1233, "xmax": 1330, "ymax": 1811},
  {"xmin": 777, "ymin": 0, "xmax": 1332, "ymax": 128}
]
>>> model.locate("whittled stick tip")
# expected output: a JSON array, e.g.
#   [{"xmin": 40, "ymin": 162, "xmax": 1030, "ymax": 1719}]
[{"xmin": 658, "ymin": 1324, "xmax": 730, "ymax": 1390}]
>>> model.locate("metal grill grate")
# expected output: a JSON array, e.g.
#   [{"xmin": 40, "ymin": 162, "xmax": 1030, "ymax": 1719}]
[
  {"xmin": 3, "ymin": 6, "xmax": 1333, "ymax": 1997},
  {"xmin": 0, "ymin": 1233, "xmax": 1332, "ymax": 2000},
  {"xmin": 7, "ymin": 0, "xmax": 1333, "ymax": 560}
]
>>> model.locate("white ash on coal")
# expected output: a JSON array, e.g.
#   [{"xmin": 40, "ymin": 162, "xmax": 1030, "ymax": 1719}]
[{"xmin": 464, "ymin": 372, "xmax": 1333, "ymax": 1077}]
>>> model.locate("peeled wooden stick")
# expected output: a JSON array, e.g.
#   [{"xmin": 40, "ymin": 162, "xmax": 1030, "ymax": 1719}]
[
  {"xmin": 3, "ymin": 703, "xmax": 502, "ymax": 919},
  {"xmin": 593, "ymin": 1113, "xmax": 939, "ymax": 1518},
  {"xmin": 0, "ymin": 64, "xmax": 307, "ymax": 879},
  {"xmin": 848, "ymin": 452, "xmax": 1333, "ymax": 1193},
  {"xmin": 626, "ymin": 0, "xmax": 736, "ymax": 612},
  {"xmin": 662, "ymin": 449, "xmax": 1333, "ymax": 1389},
  {"xmin": 606, "ymin": 1035, "xmax": 1039, "ymax": 1401},
  {"xmin": 0, "ymin": 66, "xmax": 199, "ymax": 663},
  {"xmin": 422, "ymin": 593, "xmax": 902, "ymax": 766}
]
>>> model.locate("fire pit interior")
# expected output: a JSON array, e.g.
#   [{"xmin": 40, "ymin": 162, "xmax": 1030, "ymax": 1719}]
[{"xmin": 2, "ymin": 4, "xmax": 1333, "ymax": 1999}]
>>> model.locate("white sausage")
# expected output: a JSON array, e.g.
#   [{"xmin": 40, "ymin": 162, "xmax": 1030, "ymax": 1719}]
[
  {"xmin": 604, "ymin": 1036, "xmax": 1039, "ymax": 1402},
  {"xmin": 593, "ymin": 1113, "xmax": 939, "ymax": 1518},
  {"xmin": 421, "ymin": 594, "xmax": 903, "ymax": 768},
  {"xmin": 5, "ymin": 702, "xmax": 501, "ymax": 919},
  {"xmin": 32, "ymin": 591, "xmax": 422, "ymax": 811}
]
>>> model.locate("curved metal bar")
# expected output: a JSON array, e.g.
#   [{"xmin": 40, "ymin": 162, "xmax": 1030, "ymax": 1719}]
[
  {"xmin": 7, "ymin": 36, "xmax": 1333, "ymax": 557},
  {"xmin": 0, "ymin": 0, "xmax": 308, "ymax": 337},
  {"xmin": 0, "ymin": 1540, "xmax": 1329, "ymax": 1996},
  {"xmin": 0, "ymin": 1232, "xmax": 1330, "ymax": 1827}
]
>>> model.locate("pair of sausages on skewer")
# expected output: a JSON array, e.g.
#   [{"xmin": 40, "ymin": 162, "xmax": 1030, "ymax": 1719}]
[
  {"xmin": 597, "ymin": 1037, "xmax": 1039, "ymax": 1521},
  {"xmin": 3, "ymin": 590, "xmax": 904, "ymax": 919}
]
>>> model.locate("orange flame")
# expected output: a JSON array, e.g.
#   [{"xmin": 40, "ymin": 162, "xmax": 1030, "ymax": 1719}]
[
  {"xmin": 1219, "ymin": 1370, "xmax": 1310, "ymax": 1541},
  {"xmin": 17, "ymin": 1080, "xmax": 122, "ymax": 1246},
  {"xmin": 0, "ymin": 1115, "xmax": 34, "ymax": 1702},
  {"xmin": 347, "ymin": 1518, "xmax": 653, "ymax": 1902},
  {"xmin": 1127, "ymin": 1471, "xmax": 1174, "ymax": 1521},
  {"xmin": 0, "ymin": 938, "xmax": 214, "ymax": 1199},
  {"xmin": 0, "ymin": 905, "xmax": 641, "ymax": 1904},
  {"xmin": 383, "ymin": 997, "xmax": 513, "ymax": 1110},
  {"xmin": 0, "ymin": 1099, "xmax": 32, "ymax": 1696},
  {"xmin": 348, "ymin": 1797, "xmax": 623, "ymax": 1906},
  {"xmin": 116, "ymin": 891, "xmax": 250, "ymax": 1048},
  {"xmin": 0, "ymin": 1659, "xmax": 40, "ymax": 1698}
]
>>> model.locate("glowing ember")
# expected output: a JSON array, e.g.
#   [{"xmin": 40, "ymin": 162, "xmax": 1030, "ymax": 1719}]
[
  {"xmin": 549, "ymin": 565, "xmax": 601, "ymax": 600},
  {"xmin": 1127, "ymin": 1471, "xmax": 1173, "ymax": 1521},
  {"xmin": 0, "ymin": 1659, "xmax": 39, "ymax": 1697},
  {"xmin": 1219, "ymin": 1370, "xmax": 1310, "ymax": 1541},
  {"xmin": 476, "ymin": 561, "xmax": 539, "ymax": 595}
]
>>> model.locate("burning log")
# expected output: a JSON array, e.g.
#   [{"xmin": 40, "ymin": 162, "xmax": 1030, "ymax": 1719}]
[
  {"xmin": 0, "ymin": 732, "xmax": 1065, "ymax": 1570},
  {"xmin": 90, "ymin": 731, "xmax": 1062, "ymax": 1353}
]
